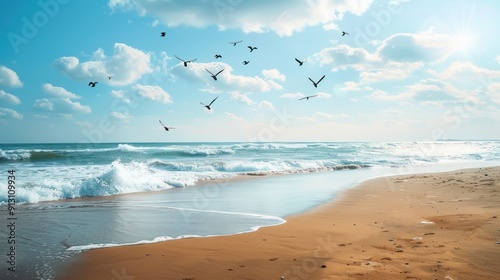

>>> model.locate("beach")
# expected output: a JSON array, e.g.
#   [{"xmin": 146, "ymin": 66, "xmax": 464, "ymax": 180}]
[{"xmin": 59, "ymin": 166, "xmax": 500, "ymax": 280}]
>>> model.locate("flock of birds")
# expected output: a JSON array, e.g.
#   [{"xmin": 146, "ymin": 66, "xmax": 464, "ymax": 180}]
[{"xmin": 88, "ymin": 30, "xmax": 350, "ymax": 133}]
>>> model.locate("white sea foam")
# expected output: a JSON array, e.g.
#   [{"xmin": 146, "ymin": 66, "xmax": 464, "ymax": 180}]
[
  {"xmin": 1, "ymin": 141, "xmax": 499, "ymax": 204},
  {"xmin": 67, "ymin": 209, "xmax": 285, "ymax": 251}
]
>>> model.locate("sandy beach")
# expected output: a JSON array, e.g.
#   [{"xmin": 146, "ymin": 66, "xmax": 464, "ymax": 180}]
[{"xmin": 59, "ymin": 166, "xmax": 500, "ymax": 280}]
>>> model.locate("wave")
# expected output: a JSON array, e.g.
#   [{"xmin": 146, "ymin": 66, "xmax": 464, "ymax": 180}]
[
  {"xmin": 0, "ymin": 160, "xmax": 233, "ymax": 204},
  {"xmin": 0, "ymin": 158, "xmax": 370, "ymax": 204},
  {"xmin": 150, "ymin": 159, "xmax": 370, "ymax": 174}
]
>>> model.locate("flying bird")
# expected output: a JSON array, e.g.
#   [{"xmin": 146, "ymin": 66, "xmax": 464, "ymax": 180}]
[
  {"xmin": 308, "ymin": 75, "xmax": 325, "ymax": 88},
  {"xmin": 159, "ymin": 120, "xmax": 175, "ymax": 131},
  {"xmin": 214, "ymin": 54, "xmax": 222, "ymax": 59},
  {"xmin": 175, "ymin": 55, "xmax": 197, "ymax": 67},
  {"xmin": 200, "ymin": 96, "xmax": 218, "ymax": 110},
  {"xmin": 107, "ymin": 76, "xmax": 113, "ymax": 80},
  {"xmin": 242, "ymin": 61, "xmax": 249, "ymax": 65},
  {"xmin": 205, "ymin": 68, "xmax": 225, "ymax": 81},
  {"xmin": 295, "ymin": 58, "xmax": 306, "ymax": 66},
  {"xmin": 229, "ymin": 40, "xmax": 242, "ymax": 46},
  {"xmin": 342, "ymin": 31, "xmax": 349, "ymax": 36},
  {"xmin": 160, "ymin": 32, "xmax": 166, "ymax": 37},
  {"xmin": 299, "ymin": 95, "xmax": 318, "ymax": 101},
  {"xmin": 248, "ymin": 46, "xmax": 258, "ymax": 52},
  {"xmin": 88, "ymin": 82, "xmax": 98, "ymax": 87}
]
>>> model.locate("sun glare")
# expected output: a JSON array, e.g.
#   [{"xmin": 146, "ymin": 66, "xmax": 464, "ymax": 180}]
[{"xmin": 452, "ymin": 33, "xmax": 474, "ymax": 55}]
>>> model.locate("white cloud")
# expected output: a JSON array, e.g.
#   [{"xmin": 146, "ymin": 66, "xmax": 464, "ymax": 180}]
[
  {"xmin": 0, "ymin": 108, "xmax": 23, "ymax": 119},
  {"xmin": 259, "ymin": 100, "xmax": 276, "ymax": 110},
  {"xmin": 0, "ymin": 66, "xmax": 23, "ymax": 88},
  {"xmin": 315, "ymin": 92, "xmax": 332, "ymax": 99},
  {"xmin": 437, "ymin": 61, "xmax": 500, "ymax": 80},
  {"xmin": 382, "ymin": 109, "xmax": 403, "ymax": 115},
  {"xmin": 281, "ymin": 92, "xmax": 305, "ymax": 99},
  {"xmin": 34, "ymin": 84, "xmax": 91, "ymax": 115},
  {"xmin": 224, "ymin": 112, "xmax": 244, "ymax": 121},
  {"xmin": 420, "ymin": 101, "xmax": 445, "ymax": 108},
  {"xmin": 230, "ymin": 92, "xmax": 254, "ymax": 105},
  {"xmin": 108, "ymin": 111, "xmax": 133, "ymax": 122},
  {"xmin": 360, "ymin": 61, "xmax": 423, "ymax": 83},
  {"xmin": 131, "ymin": 84, "xmax": 172, "ymax": 103},
  {"xmin": 53, "ymin": 43, "xmax": 153, "ymax": 86},
  {"xmin": 313, "ymin": 30, "xmax": 467, "ymax": 83},
  {"xmin": 486, "ymin": 83, "xmax": 500, "ymax": 104},
  {"xmin": 315, "ymin": 112, "xmax": 350, "ymax": 119},
  {"xmin": 150, "ymin": 19, "xmax": 159, "ymax": 27},
  {"xmin": 0, "ymin": 90, "xmax": 21, "ymax": 105},
  {"xmin": 171, "ymin": 62, "xmax": 283, "ymax": 93},
  {"xmin": 42, "ymin": 83, "xmax": 80, "ymax": 99},
  {"xmin": 496, "ymin": 55, "xmax": 500, "ymax": 64},
  {"xmin": 262, "ymin": 69, "xmax": 286, "ymax": 81},
  {"xmin": 108, "ymin": 0, "xmax": 373, "ymax": 36},
  {"xmin": 34, "ymin": 98, "xmax": 91, "ymax": 114},
  {"xmin": 314, "ymin": 45, "xmax": 380, "ymax": 70},
  {"xmin": 323, "ymin": 22, "xmax": 339, "ymax": 31},
  {"xmin": 110, "ymin": 90, "xmax": 132, "ymax": 104},
  {"xmin": 367, "ymin": 90, "xmax": 413, "ymax": 101},
  {"xmin": 109, "ymin": 0, "xmax": 134, "ymax": 10},
  {"xmin": 281, "ymin": 92, "xmax": 330, "ymax": 100},
  {"xmin": 377, "ymin": 30, "xmax": 459, "ymax": 63},
  {"xmin": 340, "ymin": 81, "xmax": 372, "ymax": 92}
]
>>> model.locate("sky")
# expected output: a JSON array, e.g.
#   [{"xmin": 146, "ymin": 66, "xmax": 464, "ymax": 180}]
[{"xmin": 0, "ymin": 0, "xmax": 499, "ymax": 143}]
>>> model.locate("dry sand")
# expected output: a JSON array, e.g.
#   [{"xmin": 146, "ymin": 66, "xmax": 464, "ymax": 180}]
[{"xmin": 59, "ymin": 167, "xmax": 500, "ymax": 280}]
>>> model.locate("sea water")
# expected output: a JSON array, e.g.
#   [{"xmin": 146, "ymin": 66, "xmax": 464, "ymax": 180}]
[{"xmin": 0, "ymin": 141, "xmax": 499, "ymax": 279}]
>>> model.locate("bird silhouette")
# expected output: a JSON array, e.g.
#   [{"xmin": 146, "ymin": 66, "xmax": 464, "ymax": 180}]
[
  {"xmin": 160, "ymin": 32, "xmax": 166, "ymax": 37},
  {"xmin": 229, "ymin": 40, "xmax": 242, "ymax": 46},
  {"xmin": 242, "ymin": 61, "xmax": 249, "ymax": 65},
  {"xmin": 214, "ymin": 54, "xmax": 222, "ymax": 59},
  {"xmin": 299, "ymin": 95, "xmax": 318, "ymax": 101},
  {"xmin": 159, "ymin": 120, "xmax": 175, "ymax": 131},
  {"xmin": 342, "ymin": 31, "xmax": 349, "ymax": 36},
  {"xmin": 175, "ymin": 55, "xmax": 197, "ymax": 67},
  {"xmin": 107, "ymin": 76, "xmax": 113, "ymax": 80},
  {"xmin": 295, "ymin": 58, "xmax": 306, "ymax": 66},
  {"xmin": 88, "ymin": 82, "xmax": 98, "ymax": 87},
  {"xmin": 205, "ymin": 68, "xmax": 225, "ymax": 81},
  {"xmin": 308, "ymin": 75, "xmax": 325, "ymax": 88},
  {"xmin": 248, "ymin": 46, "xmax": 258, "ymax": 52},
  {"xmin": 200, "ymin": 96, "xmax": 218, "ymax": 110}
]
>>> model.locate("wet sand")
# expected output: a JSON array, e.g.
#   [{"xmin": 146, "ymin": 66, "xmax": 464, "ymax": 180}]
[{"xmin": 59, "ymin": 166, "xmax": 500, "ymax": 279}]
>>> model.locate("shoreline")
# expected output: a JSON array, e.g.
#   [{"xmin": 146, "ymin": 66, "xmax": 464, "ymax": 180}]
[{"xmin": 58, "ymin": 166, "xmax": 500, "ymax": 279}]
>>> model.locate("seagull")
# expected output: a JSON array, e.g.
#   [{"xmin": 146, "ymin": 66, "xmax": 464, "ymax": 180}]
[
  {"xmin": 175, "ymin": 55, "xmax": 197, "ymax": 67},
  {"xmin": 308, "ymin": 75, "xmax": 325, "ymax": 88},
  {"xmin": 242, "ymin": 61, "xmax": 249, "ymax": 65},
  {"xmin": 159, "ymin": 120, "xmax": 175, "ymax": 131},
  {"xmin": 160, "ymin": 32, "xmax": 166, "ymax": 37},
  {"xmin": 248, "ymin": 46, "xmax": 258, "ymax": 52},
  {"xmin": 229, "ymin": 40, "xmax": 242, "ymax": 46},
  {"xmin": 299, "ymin": 95, "xmax": 318, "ymax": 101},
  {"xmin": 88, "ymin": 82, "xmax": 98, "ymax": 87},
  {"xmin": 342, "ymin": 31, "xmax": 349, "ymax": 36},
  {"xmin": 214, "ymin": 54, "xmax": 222, "ymax": 59},
  {"xmin": 200, "ymin": 96, "xmax": 218, "ymax": 110},
  {"xmin": 295, "ymin": 58, "xmax": 306, "ymax": 66},
  {"xmin": 107, "ymin": 76, "xmax": 113, "ymax": 80},
  {"xmin": 205, "ymin": 68, "xmax": 224, "ymax": 81}
]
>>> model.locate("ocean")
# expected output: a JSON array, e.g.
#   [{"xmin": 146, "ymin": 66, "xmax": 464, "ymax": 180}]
[{"xmin": 1, "ymin": 141, "xmax": 499, "ymax": 279}]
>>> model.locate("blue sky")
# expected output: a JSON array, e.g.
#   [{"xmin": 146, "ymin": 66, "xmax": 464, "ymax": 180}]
[{"xmin": 1, "ymin": 0, "xmax": 499, "ymax": 143}]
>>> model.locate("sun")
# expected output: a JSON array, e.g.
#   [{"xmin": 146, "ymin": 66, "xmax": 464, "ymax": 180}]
[{"xmin": 452, "ymin": 33, "xmax": 474, "ymax": 55}]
